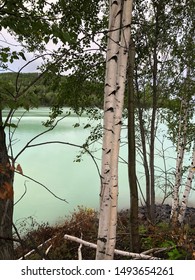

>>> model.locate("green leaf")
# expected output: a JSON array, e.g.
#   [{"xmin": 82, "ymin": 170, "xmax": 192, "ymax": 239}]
[
  {"xmin": 84, "ymin": 123, "xmax": 91, "ymax": 129},
  {"xmin": 73, "ymin": 123, "xmax": 80, "ymax": 128},
  {"xmin": 1, "ymin": 53, "xmax": 8, "ymax": 62},
  {"xmin": 0, "ymin": 48, "xmax": 10, "ymax": 62},
  {"xmin": 52, "ymin": 37, "xmax": 58, "ymax": 45},
  {"xmin": 44, "ymin": 36, "xmax": 50, "ymax": 44},
  {"xmin": 60, "ymin": 32, "xmax": 71, "ymax": 43},
  {"xmin": 19, "ymin": 52, "xmax": 26, "ymax": 61},
  {"xmin": 4, "ymin": 123, "xmax": 18, "ymax": 128}
]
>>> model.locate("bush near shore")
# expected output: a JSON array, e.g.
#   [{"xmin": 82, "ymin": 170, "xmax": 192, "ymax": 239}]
[{"xmin": 14, "ymin": 206, "xmax": 195, "ymax": 260}]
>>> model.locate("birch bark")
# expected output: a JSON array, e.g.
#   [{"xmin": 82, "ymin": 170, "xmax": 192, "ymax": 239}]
[
  {"xmin": 96, "ymin": 0, "xmax": 122, "ymax": 260},
  {"xmin": 107, "ymin": 0, "xmax": 133, "ymax": 258},
  {"xmin": 178, "ymin": 142, "xmax": 195, "ymax": 224},
  {"xmin": 96, "ymin": 0, "xmax": 133, "ymax": 260},
  {"xmin": 170, "ymin": 98, "xmax": 188, "ymax": 226}
]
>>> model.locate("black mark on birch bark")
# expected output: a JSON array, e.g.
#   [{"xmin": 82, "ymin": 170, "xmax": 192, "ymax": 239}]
[
  {"xmin": 112, "ymin": 1, "xmax": 118, "ymax": 6},
  {"xmin": 108, "ymin": 55, "xmax": 117, "ymax": 62},
  {"xmin": 105, "ymin": 107, "xmax": 114, "ymax": 112},
  {"xmin": 108, "ymin": 90, "xmax": 116, "ymax": 96},
  {"xmin": 98, "ymin": 237, "xmax": 107, "ymax": 243}
]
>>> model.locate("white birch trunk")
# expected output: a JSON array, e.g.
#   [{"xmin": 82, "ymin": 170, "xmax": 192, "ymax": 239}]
[
  {"xmin": 96, "ymin": 0, "xmax": 122, "ymax": 260},
  {"xmin": 170, "ymin": 98, "xmax": 188, "ymax": 226},
  {"xmin": 178, "ymin": 141, "xmax": 195, "ymax": 224},
  {"xmin": 96, "ymin": 0, "xmax": 133, "ymax": 260},
  {"xmin": 107, "ymin": 0, "xmax": 133, "ymax": 258}
]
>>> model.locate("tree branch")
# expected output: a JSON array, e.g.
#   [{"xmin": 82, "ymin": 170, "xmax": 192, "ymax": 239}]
[
  {"xmin": 14, "ymin": 180, "xmax": 27, "ymax": 205},
  {"xmin": 14, "ymin": 114, "xmax": 69, "ymax": 161},
  {"xmin": 14, "ymin": 170, "xmax": 68, "ymax": 203},
  {"xmin": 64, "ymin": 234, "xmax": 160, "ymax": 260}
]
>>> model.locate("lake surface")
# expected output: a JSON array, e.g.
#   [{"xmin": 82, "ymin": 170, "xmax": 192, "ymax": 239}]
[{"xmin": 3, "ymin": 107, "xmax": 195, "ymax": 227}]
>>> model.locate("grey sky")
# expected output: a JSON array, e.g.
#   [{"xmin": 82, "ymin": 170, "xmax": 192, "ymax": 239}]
[{"xmin": 0, "ymin": 29, "xmax": 56, "ymax": 73}]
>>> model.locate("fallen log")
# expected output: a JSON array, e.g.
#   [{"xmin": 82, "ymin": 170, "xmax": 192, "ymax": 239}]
[{"xmin": 64, "ymin": 234, "xmax": 160, "ymax": 260}]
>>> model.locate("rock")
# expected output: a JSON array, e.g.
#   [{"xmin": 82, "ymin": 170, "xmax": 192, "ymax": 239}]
[{"xmin": 138, "ymin": 204, "xmax": 195, "ymax": 226}]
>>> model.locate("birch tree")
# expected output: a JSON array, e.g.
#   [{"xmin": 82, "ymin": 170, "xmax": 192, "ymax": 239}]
[
  {"xmin": 170, "ymin": 97, "xmax": 188, "ymax": 227},
  {"xmin": 178, "ymin": 141, "xmax": 195, "ymax": 224},
  {"xmin": 170, "ymin": 68, "xmax": 194, "ymax": 227},
  {"xmin": 170, "ymin": 47, "xmax": 194, "ymax": 227},
  {"xmin": 96, "ymin": 0, "xmax": 133, "ymax": 260}
]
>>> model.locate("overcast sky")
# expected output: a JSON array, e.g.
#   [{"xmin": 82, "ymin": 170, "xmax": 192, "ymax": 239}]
[{"xmin": 0, "ymin": 29, "xmax": 56, "ymax": 73}]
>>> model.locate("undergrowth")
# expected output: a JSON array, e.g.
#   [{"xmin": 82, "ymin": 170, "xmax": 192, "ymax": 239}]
[{"xmin": 14, "ymin": 206, "xmax": 195, "ymax": 260}]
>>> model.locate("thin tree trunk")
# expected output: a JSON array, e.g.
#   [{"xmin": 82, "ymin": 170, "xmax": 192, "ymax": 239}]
[
  {"xmin": 170, "ymin": 98, "xmax": 188, "ymax": 227},
  {"xmin": 149, "ymin": 2, "xmax": 161, "ymax": 223},
  {"xmin": 178, "ymin": 141, "xmax": 195, "ymax": 224},
  {"xmin": 96, "ymin": 0, "xmax": 133, "ymax": 260},
  {"xmin": 149, "ymin": 110, "xmax": 156, "ymax": 223},
  {"xmin": 127, "ymin": 39, "xmax": 139, "ymax": 252},
  {"xmin": 135, "ymin": 70, "xmax": 151, "ymax": 218},
  {"xmin": 0, "ymin": 111, "xmax": 14, "ymax": 259}
]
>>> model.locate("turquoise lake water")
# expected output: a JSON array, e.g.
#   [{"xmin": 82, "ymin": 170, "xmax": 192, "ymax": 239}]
[{"xmin": 2, "ymin": 107, "xmax": 195, "ymax": 227}]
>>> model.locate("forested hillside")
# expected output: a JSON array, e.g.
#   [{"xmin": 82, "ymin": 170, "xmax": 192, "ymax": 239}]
[
  {"xmin": 0, "ymin": 72, "xmax": 104, "ymax": 108},
  {"xmin": 0, "ymin": 72, "xmax": 184, "ymax": 111}
]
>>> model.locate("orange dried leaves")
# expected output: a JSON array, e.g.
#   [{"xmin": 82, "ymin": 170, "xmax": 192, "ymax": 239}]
[
  {"xmin": 0, "ymin": 182, "xmax": 13, "ymax": 200},
  {"xmin": 16, "ymin": 164, "xmax": 23, "ymax": 175}
]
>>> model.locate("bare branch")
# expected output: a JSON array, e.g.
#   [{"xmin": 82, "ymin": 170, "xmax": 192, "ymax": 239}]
[
  {"xmin": 14, "ymin": 170, "xmax": 68, "ymax": 203},
  {"xmin": 14, "ymin": 114, "xmax": 69, "ymax": 161},
  {"xmin": 27, "ymin": 140, "xmax": 101, "ymax": 181},
  {"xmin": 14, "ymin": 180, "xmax": 27, "ymax": 205}
]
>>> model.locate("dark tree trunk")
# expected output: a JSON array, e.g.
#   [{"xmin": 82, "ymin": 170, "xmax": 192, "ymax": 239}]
[
  {"xmin": 149, "ymin": 3, "xmax": 160, "ymax": 223},
  {"xmin": 128, "ymin": 40, "xmax": 140, "ymax": 252},
  {"xmin": 0, "ymin": 112, "xmax": 14, "ymax": 259},
  {"xmin": 135, "ymin": 70, "xmax": 151, "ymax": 219}
]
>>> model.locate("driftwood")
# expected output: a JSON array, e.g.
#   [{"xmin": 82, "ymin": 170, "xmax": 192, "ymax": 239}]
[{"xmin": 64, "ymin": 234, "xmax": 160, "ymax": 260}]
